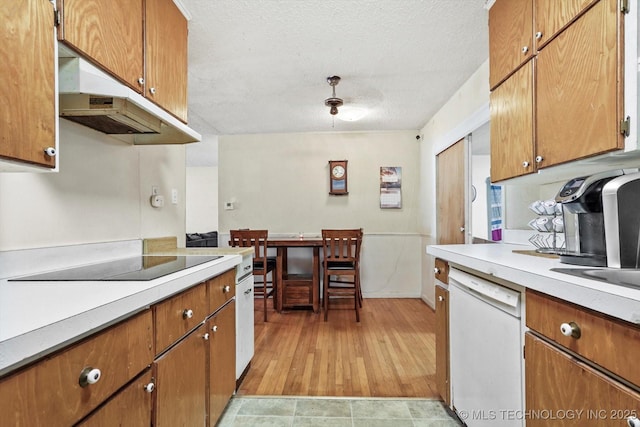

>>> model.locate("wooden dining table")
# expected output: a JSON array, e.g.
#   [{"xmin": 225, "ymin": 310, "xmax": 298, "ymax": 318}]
[{"xmin": 267, "ymin": 237, "xmax": 323, "ymax": 313}]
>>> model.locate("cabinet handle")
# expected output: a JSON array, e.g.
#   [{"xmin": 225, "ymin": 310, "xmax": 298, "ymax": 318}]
[
  {"xmin": 535, "ymin": 31, "xmax": 543, "ymax": 39},
  {"xmin": 137, "ymin": 77, "xmax": 144, "ymax": 85},
  {"xmin": 143, "ymin": 382, "xmax": 155, "ymax": 393},
  {"xmin": 79, "ymin": 367, "xmax": 101, "ymax": 387},
  {"xmin": 44, "ymin": 147, "xmax": 57, "ymax": 157},
  {"xmin": 522, "ymin": 161, "xmax": 530, "ymax": 168},
  {"xmin": 560, "ymin": 322, "xmax": 581, "ymax": 339},
  {"xmin": 438, "ymin": 295, "xmax": 444, "ymax": 302},
  {"xmin": 182, "ymin": 309, "xmax": 194, "ymax": 319},
  {"xmin": 223, "ymin": 285, "xmax": 231, "ymax": 293},
  {"xmin": 628, "ymin": 416, "xmax": 640, "ymax": 427},
  {"xmin": 535, "ymin": 155, "xmax": 544, "ymax": 163},
  {"xmin": 244, "ymin": 288, "xmax": 252, "ymax": 295},
  {"xmin": 522, "ymin": 46, "xmax": 529, "ymax": 54},
  {"xmin": 203, "ymin": 333, "xmax": 210, "ymax": 341},
  {"xmin": 434, "ymin": 267, "xmax": 441, "ymax": 274},
  {"xmin": 212, "ymin": 325, "xmax": 218, "ymax": 333},
  {"xmin": 149, "ymin": 87, "xmax": 157, "ymax": 95},
  {"xmin": 460, "ymin": 227, "xmax": 465, "ymax": 232}
]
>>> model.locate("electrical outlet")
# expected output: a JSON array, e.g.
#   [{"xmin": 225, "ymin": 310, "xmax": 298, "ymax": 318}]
[
  {"xmin": 151, "ymin": 186, "xmax": 159, "ymax": 196},
  {"xmin": 171, "ymin": 189, "xmax": 178, "ymax": 205}
]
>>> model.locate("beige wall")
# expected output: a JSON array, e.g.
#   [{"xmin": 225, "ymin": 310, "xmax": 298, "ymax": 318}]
[
  {"xmin": 0, "ymin": 120, "xmax": 186, "ymax": 251},
  {"xmin": 218, "ymin": 131, "xmax": 420, "ymax": 234},
  {"xmin": 218, "ymin": 130, "xmax": 424, "ymax": 298}
]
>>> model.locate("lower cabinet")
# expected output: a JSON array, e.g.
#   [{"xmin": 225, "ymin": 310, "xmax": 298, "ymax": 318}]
[
  {"xmin": 0, "ymin": 310, "xmax": 153, "ymax": 426},
  {"xmin": 525, "ymin": 333, "xmax": 640, "ymax": 427},
  {"xmin": 153, "ymin": 323, "xmax": 208, "ymax": 426},
  {"xmin": 435, "ymin": 284, "xmax": 450, "ymax": 406},
  {"xmin": 208, "ymin": 300, "xmax": 236, "ymax": 425},
  {"xmin": 526, "ymin": 290, "xmax": 640, "ymax": 426}
]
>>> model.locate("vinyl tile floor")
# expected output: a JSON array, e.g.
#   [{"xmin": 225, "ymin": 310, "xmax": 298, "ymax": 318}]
[{"xmin": 217, "ymin": 396, "xmax": 463, "ymax": 427}]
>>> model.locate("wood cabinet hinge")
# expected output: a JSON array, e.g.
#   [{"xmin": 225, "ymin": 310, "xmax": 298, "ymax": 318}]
[
  {"xmin": 620, "ymin": 116, "xmax": 631, "ymax": 137},
  {"xmin": 621, "ymin": 0, "xmax": 630, "ymax": 14},
  {"xmin": 54, "ymin": 9, "xmax": 61, "ymax": 26}
]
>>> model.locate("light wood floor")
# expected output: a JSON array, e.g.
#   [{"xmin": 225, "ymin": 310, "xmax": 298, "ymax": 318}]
[{"xmin": 237, "ymin": 298, "xmax": 439, "ymax": 398}]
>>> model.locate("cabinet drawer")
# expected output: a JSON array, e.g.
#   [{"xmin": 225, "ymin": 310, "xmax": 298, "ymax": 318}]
[
  {"xmin": 209, "ymin": 269, "xmax": 236, "ymax": 312},
  {"xmin": 434, "ymin": 258, "xmax": 449, "ymax": 284},
  {"xmin": 0, "ymin": 310, "xmax": 153, "ymax": 426},
  {"xmin": 527, "ymin": 290, "xmax": 640, "ymax": 387},
  {"xmin": 154, "ymin": 281, "xmax": 208, "ymax": 354}
]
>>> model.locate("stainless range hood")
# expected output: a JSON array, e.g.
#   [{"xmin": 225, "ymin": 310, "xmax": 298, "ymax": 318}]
[{"xmin": 58, "ymin": 57, "xmax": 201, "ymax": 144}]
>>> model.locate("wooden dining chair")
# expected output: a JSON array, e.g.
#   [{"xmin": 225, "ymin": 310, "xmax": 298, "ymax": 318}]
[
  {"xmin": 229, "ymin": 229, "xmax": 277, "ymax": 322},
  {"xmin": 321, "ymin": 228, "xmax": 363, "ymax": 322}
]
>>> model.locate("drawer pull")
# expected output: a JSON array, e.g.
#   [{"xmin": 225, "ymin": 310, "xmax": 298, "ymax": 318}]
[
  {"xmin": 182, "ymin": 309, "xmax": 194, "ymax": 319},
  {"xmin": 560, "ymin": 322, "xmax": 581, "ymax": 339},
  {"xmin": 143, "ymin": 382, "xmax": 155, "ymax": 393},
  {"xmin": 223, "ymin": 285, "xmax": 231, "ymax": 293},
  {"xmin": 434, "ymin": 267, "xmax": 441, "ymax": 274},
  {"xmin": 79, "ymin": 367, "xmax": 102, "ymax": 387},
  {"xmin": 203, "ymin": 333, "xmax": 210, "ymax": 341},
  {"xmin": 212, "ymin": 325, "xmax": 218, "ymax": 333},
  {"xmin": 628, "ymin": 416, "xmax": 640, "ymax": 427},
  {"xmin": 438, "ymin": 295, "xmax": 444, "ymax": 302}
]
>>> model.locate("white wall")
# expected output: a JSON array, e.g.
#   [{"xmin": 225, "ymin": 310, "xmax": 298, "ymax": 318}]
[
  {"xmin": 217, "ymin": 130, "xmax": 423, "ymax": 297},
  {"xmin": 0, "ymin": 120, "xmax": 187, "ymax": 251},
  {"xmin": 471, "ymin": 155, "xmax": 490, "ymax": 240},
  {"xmin": 186, "ymin": 167, "xmax": 218, "ymax": 233}
]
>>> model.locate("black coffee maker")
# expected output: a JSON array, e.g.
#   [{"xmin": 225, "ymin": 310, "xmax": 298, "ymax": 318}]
[{"xmin": 555, "ymin": 169, "xmax": 625, "ymax": 266}]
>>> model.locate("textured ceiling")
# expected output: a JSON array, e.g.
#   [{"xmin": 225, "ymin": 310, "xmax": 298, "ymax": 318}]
[{"xmin": 182, "ymin": 0, "xmax": 489, "ymax": 135}]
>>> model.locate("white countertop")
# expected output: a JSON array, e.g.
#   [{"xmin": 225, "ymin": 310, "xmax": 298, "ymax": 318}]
[
  {"xmin": 427, "ymin": 243, "xmax": 640, "ymax": 325},
  {"xmin": 0, "ymin": 253, "xmax": 241, "ymax": 376}
]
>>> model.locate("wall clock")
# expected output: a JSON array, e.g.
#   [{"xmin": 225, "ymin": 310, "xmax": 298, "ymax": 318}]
[{"xmin": 329, "ymin": 160, "xmax": 348, "ymax": 195}]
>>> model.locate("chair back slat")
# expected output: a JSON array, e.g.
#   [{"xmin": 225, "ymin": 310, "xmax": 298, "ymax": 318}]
[
  {"xmin": 229, "ymin": 229, "xmax": 269, "ymax": 266},
  {"xmin": 322, "ymin": 229, "xmax": 362, "ymax": 263}
]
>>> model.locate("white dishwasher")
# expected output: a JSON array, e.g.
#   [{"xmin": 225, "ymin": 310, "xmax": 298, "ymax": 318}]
[
  {"xmin": 449, "ymin": 268, "xmax": 523, "ymax": 427},
  {"xmin": 235, "ymin": 253, "xmax": 254, "ymax": 381}
]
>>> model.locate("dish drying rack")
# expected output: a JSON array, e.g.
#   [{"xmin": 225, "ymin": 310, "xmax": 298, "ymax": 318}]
[{"xmin": 528, "ymin": 200, "xmax": 565, "ymax": 254}]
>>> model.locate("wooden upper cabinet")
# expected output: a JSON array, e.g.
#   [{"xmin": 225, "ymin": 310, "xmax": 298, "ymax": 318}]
[
  {"xmin": 536, "ymin": 0, "xmax": 623, "ymax": 169},
  {"xmin": 489, "ymin": 0, "xmax": 533, "ymax": 90},
  {"xmin": 533, "ymin": 0, "xmax": 599, "ymax": 49},
  {"xmin": 145, "ymin": 0, "xmax": 189, "ymax": 122},
  {"xmin": 490, "ymin": 61, "xmax": 534, "ymax": 182},
  {"xmin": 1, "ymin": 0, "xmax": 56, "ymax": 168},
  {"xmin": 57, "ymin": 0, "xmax": 144, "ymax": 93},
  {"xmin": 57, "ymin": 0, "xmax": 189, "ymax": 122}
]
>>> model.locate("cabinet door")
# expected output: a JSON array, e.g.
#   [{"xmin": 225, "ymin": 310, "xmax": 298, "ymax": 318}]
[
  {"xmin": 153, "ymin": 324, "xmax": 208, "ymax": 427},
  {"xmin": 435, "ymin": 285, "xmax": 450, "ymax": 406},
  {"xmin": 536, "ymin": 0, "xmax": 623, "ymax": 169},
  {"xmin": 1, "ymin": 0, "xmax": 56, "ymax": 168},
  {"xmin": 436, "ymin": 140, "xmax": 466, "ymax": 244},
  {"xmin": 489, "ymin": 0, "xmax": 533, "ymax": 89},
  {"xmin": 525, "ymin": 333, "xmax": 640, "ymax": 426},
  {"xmin": 77, "ymin": 370, "xmax": 153, "ymax": 426},
  {"xmin": 490, "ymin": 60, "xmax": 534, "ymax": 182},
  {"xmin": 145, "ymin": 0, "xmax": 189, "ymax": 122},
  {"xmin": 57, "ymin": 0, "xmax": 144, "ymax": 92},
  {"xmin": 208, "ymin": 301, "xmax": 236, "ymax": 426},
  {"xmin": 534, "ymin": 0, "xmax": 599, "ymax": 49}
]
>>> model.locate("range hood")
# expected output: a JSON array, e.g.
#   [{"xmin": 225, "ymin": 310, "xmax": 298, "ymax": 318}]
[{"xmin": 58, "ymin": 57, "xmax": 201, "ymax": 144}]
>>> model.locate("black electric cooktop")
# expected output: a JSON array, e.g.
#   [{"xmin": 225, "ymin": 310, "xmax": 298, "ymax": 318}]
[{"xmin": 9, "ymin": 255, "xmax": 222, "ymax": 282}]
